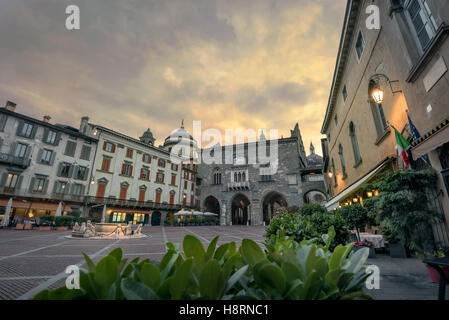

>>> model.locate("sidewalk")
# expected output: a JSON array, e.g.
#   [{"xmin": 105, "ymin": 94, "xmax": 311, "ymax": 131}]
[{"xmin": 364, "ymin": 254, "xmax": 446, "ymax": 300}]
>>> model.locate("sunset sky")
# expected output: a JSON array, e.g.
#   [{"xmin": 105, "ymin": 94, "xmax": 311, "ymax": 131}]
[{"xmin": 0, "ymin": 0, "xmax": 347, "ymax": 155}]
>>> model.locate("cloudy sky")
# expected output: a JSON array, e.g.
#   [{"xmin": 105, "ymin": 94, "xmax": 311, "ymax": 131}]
[{"xmin": 0, "ymin": 0, "xmax": 346, "ymax": 155}]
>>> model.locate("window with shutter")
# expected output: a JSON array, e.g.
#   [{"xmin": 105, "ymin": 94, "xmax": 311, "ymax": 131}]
[
  {"xmin": 64, "ymin": 141, "xmax": 77, "ymax": 157},
  {"xmin": 96, "ymin": 183, "xmax": 106, "ymax": 198},
  {"xmin": 101, "ymin": 157, "xmax": 111, "ymax": 171},
  {"xmin": 405, "ymin": 0, "xmax": 437, "ymax": 52},
  {"xmin": 171, "ymin": 174, "xmax": 176, "ymax": 185},
  {"xmin": 80, "ymin": 145, "xmax": 91, "ymax": 160}
]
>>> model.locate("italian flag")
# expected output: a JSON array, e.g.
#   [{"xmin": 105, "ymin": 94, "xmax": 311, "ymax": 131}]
[{"xmin": 391, "ymin": 125, "xmax": 411, "ymax": 169}]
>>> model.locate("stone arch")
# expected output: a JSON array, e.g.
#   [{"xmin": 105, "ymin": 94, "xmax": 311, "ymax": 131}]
[
  {"xmin": 304, "ymin": 189, "xmax": 327, "ymax": 205},
  {"xmin": 203, "ymin": 195, "xmax": 221, "ymax": 216},
  {"xmin": 230, "ymin": 193, "xmax": 251, "ymax": 225},
  {"xmin": 262, "ymin": 191, "xmax": 288, "ymax": 224}
]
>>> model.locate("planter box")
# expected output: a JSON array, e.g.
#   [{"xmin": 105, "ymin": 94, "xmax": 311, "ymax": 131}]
[
  {"xmin": 15, "ymin": 224, "xmax": 24, "ymax": 230},
  {"xmin": 424, "ymin": 264, "xmax": 449, "ymax": 283},
  {"xmin": 24, "ymin": 224, "xmax": 32, "ymax": 230},
  {"xmin": 56, "ymin": 226, "xmax": 69, "ymax": 231},
  {"xmin": 389, "ymin": 243, "xmax": 408, "ymax": 258},
  {"xmin": 353, "ymin": 246, "xmax": 376, "ymax": 258},
  {"xmin": 39, "ymin": 226, "xmax": 52, "ymax": 231}
]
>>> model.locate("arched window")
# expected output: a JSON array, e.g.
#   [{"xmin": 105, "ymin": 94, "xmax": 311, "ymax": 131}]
[
  {"xmin": 349, "ymin": 122, "xmax": 362, "ymax": 166},
  {"xmin": 213, "ymin": 169, "xmax": 221, "ymax": 185},
  {"xmin": 338, "ymin": 144, "xmax": 347, "ymax": 178},
  {"xmin": 242, "ymin": 172, "xmax": 246, "ymax": 182},
  {"xmin": 369, "ymin": 79, "xmax": 388, "ymax": 138},
  {"xmin": 234, "ymin": 173, "xmax": 237, "ymax": 182},
  {"xmin": 238, "ymin": 172, "xmax": 242, "ymax": 182}
]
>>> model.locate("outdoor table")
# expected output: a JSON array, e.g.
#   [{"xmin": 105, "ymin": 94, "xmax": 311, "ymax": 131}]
[
  {"xmin": 423, "ymin": 257, "xmax": 449, "ymax": 300},
  {"xmin": 358, "ymin": 233, "xmax": 385, "ymax": 248}
]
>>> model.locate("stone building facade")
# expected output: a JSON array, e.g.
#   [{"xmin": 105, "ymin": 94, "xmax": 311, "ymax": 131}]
[
  {"xmin": 0, "ymin": 101, "xmax": 97, "ymax": 223},
  {"xmin": 82, "ymin": 120, "xmax": 183, "ymax": 225},
  {"xmin": 321, "ymin": 0, "xmax": 449, "ymax": 243},
  {"xmin": 198, "ymin": 123, "xmax": 327, "ymax": 226}
]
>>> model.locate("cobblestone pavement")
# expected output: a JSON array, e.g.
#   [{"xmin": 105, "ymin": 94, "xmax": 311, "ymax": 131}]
[{"xmin": 0, "ymin": 226, "xmax": 445, "ymax": 300}]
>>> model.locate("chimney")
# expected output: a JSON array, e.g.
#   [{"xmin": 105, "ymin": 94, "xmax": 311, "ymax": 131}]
[
  {"xmin": 43, "ymin": 115, "xmax": 51, "ymax": 123},
  {"xmin": 80, "ymin": 116, "xmax": 89, "ymax": 134},
  {"xmin": 5, "ymin": 101, "xmax": 16, "ymax": 112}
]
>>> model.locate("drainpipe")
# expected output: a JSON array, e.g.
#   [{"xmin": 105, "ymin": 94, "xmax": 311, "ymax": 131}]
[{"xmin": 84, "ymin": 128, "xmax": 102, "ymax": 218}]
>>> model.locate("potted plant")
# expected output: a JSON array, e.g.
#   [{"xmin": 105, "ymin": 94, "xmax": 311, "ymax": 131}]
[
  {"xmin": 39, "ymin": 215, "xmax": 54, "ymax": 231},
  {"xmin": 55, "ymin": 216, "xmax": 73, "ymax": 231},
  {"xmin": 423, "ymin": 249, "xmax": 449, "ymax": 283},
  {"xmin": 352, "ymin": 240, "xmax": 376, "ymax": 258}
]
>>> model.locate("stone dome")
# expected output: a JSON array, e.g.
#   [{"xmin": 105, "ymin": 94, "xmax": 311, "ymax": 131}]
[{"xmin": 163, "ymin": 121, "xmax": 198, "ymax": 160}]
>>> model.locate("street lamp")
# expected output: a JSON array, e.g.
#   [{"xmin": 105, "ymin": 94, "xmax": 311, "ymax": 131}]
[{"xmin": 369, "ymin": 74, "xmax": 402, "ymax": 104}]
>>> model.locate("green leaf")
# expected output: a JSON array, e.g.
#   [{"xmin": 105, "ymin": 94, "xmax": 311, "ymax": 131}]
[
  {"xmin": 214, "ymin": 243, "xmax": 229, "ymax": 261},
  {"xmin": 141, "ymin": 263, "xmax": 161, "ymax": 291},
  {"xmin": 122, "ymin": 257, "xmax": 140, "ymax": 278},
  {"xmin": 206, "ymin": 236, "xmax": 219, "ymax": 260},
  {"xmin": 240, "ymin": 239, "xmax": 265, "ymax": 266},
  {"xmin": 108, "ymin": 248, "xmax": 123, "ymax": 263},
  {"xmin": 183, "ymin": 235, "xmax": 206, "ymax": 262},
  {"xmin": 170, "ymin": 258, "xmax": 194, "ymax": 299},
  {"xmin": 94, "ymin": 256, "xmax": 119, "ymax": 290},
  {"xmin": 160, "ymin": 252, "xmax": 178, "ymax": 281},
  {"xmin": 256, "ymin": 264, "xmax": 286, "ymax": 294},
  {"xmin": 82, "ymin": 252, "xmax": 96, "ymax": 273},
  {"xmin": 121, "ymin": 279, "xmax": 158, "ymax": 300},
  {"xmin": 281, "ymin": 262, "xmax": 303, "ymax": 282},
  {"xmin": 345, "ymin": 247, "xmax": 369, "ymax": 274},
  {"xmin": 224, "ymin": 265, "xmax": 249, "ymax": 294},
  {"xmin": 199, "ymin": 259, "xmax": 225, "ymax": 299}
]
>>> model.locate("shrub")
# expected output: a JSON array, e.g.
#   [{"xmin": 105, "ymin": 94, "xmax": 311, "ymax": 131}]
[
  {"xmin": 274, "ymin": 207, "xmax": 288, "ymax": 217},
  {"xmin": 72, "ymin": 217, "xmax": 87, "ymax": 225},
  {"xmin": 265, "ymin": 204, "xmax": 350, "ymax": 250},
  {"xmin": 39, "ymin": 215, "xmax": 55, "ymax": 226},
  {"xmin": 34, "ymin": 230, "xmax": 371, "ymax": 300},
  {"xmin": 365, "ymin": 169, "xmax": 442, "ymax": 254},
  {"xmin": 298, "ymin": 203, "xmax": 329, "ymax": 216},
  {"xmin": 55, "ymin": 216, "xmax": 74, "ymax": 227}
]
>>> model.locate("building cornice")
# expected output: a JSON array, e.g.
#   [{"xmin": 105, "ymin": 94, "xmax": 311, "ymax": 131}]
[
  {"xmin": 321, "ymin": 0, "xmax": 362, "ymax": 134},
  {"xmin": 0, "ymin": 108, "xmax": 98, "ymax": 143}
]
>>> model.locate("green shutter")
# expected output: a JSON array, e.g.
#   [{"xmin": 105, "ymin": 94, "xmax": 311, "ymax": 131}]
[
  {"xmin": 16, "ymin": 120, "xmax": 24, "ymax": 136},
  {"xmin": 0, "ymin": 172, "xmax": 8, "ymax": 188},
  {"xmin": 50, "ymin": 151, "xmax": 56, "ymax": 165},
  {"xmin": 28, "ymin": 177, "xmax": 36, "ymax": 193},
  {"xmin": 54, "ymin": 132, "xmax": 61, "ymax": 146},
  {"xmin": 25, "ymin": 145, "xmax": 32, "ymax": 159},
  {"xmin": 73, "ymin": 165, "xmax": 79, "ymax": 180},
  {"xmin": 43, "ymin": 128, "xmax": 49, "ymax": 143},
  {"xmin": 16, "ymin": 175, "xmax": 23, "ymax": 192},
  {"xmin": 30, "ymin": 125, "xmax": 38, "ymax": 139},
  {"xmin": 57, "ymin": 162, "xmax": 63, "ymax": 176},
  {"xmin": 0, "ymin": 114, "xmax": 7, "ymax": 131},
  {"xmin": 65, "ymin": 183, "xmax": 71, "ymax": 195},
  {"xmin": 83, "ymin": 167, "xmax": 89, "ymax": 181},
  {"xmin": 68, "ymin": 164, "xmax": 74, "ymax": 178},
  {"xmin": 42, "ymin": 179, "xmax": 49, "ymax": 194}
]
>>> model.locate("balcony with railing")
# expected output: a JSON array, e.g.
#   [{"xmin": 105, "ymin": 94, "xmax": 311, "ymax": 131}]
[
  {"xmin": 0, "ymin": 153, "xmax": 31, "ymax": 168},
  {"xmin": 227, "ymin": 181, "xmax": 251, "ymax": 191},
  {"xmin": 85, "ymin": 196, "xmax": 183, "ymax": 211}
]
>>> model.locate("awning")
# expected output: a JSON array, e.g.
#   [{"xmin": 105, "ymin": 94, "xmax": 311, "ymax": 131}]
[
  {"xmin": 109, "ymin": 208, "xmax": 152, "ymax": 215},
  {"xmin": 411, "ymin": 124, "xmax": 449, "ymax": 160},
  {"xmin": 324, "ymin": 158, "xmax": 392, "ymax": 211},
  {"xmin": 0, "ymin": 199, "xmax": 72, "ymax": 212}
]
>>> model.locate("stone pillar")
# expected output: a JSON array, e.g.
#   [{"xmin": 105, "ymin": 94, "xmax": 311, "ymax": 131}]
[{"xmin": 221, "ymin": 203, "xmax": 227, "ymax": 226}]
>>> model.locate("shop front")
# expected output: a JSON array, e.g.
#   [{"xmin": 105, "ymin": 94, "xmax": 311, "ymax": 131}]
[
  {"xmin": 107, "ymin": 208, "xmax": 151, "ymax": 225},
  {"xmin": 0, "ymin": 198, "xmax": 72, "ymax": 225}
]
